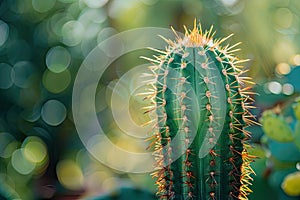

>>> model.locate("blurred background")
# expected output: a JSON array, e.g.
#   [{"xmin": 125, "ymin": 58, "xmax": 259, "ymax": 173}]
[{"xmin": 0, "ymin": 0, "xmax": 300, "ymax": 199}]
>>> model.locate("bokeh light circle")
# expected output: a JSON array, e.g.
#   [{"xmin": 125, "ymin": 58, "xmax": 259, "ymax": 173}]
[
  {"xmin": 282, "ymin": 83, "xmax": 294, "ymax": 95},
  {"xmin": 72, "ymin": 28, "xmax": 227, "ymax": 173},
  {"xmin": 42, "ymin": 69, "xmax": 71, "ymax": 93},
  {"xmin": 46, "ymin": 46, "xmax": 71, "ymax": 73},
  {"xmin": 12, "ymin": 61, "xmax": 35, "ymax": 88},
  {"xmin": 58, "ymin": 0, "xmax": 76, "ymax": 3},
  {"xmin": 97, "ymin": 28, "xmax": 117, "ymax": 44},
  {"xmin": 22, "ymin": 136, "xmax": 47, "ymax": 163},
  {"xmin": 41, "ymin": 100, "xmax": 67, "ymax": 126},
  {"xmin": 275, "ymin": 63, "xmax": 291, "ymax": 75},
  {"xmin": 73, "ymin": 28, "xmax": 182, "ymax": 173},
  {"xmin": 79, "ymin": 8, "xmax": 107, "ymax": 25},
  {"xmin": 292, "ymin": 54, "xmax": 300, "ymax": 66},
  {"xmin": 56, "ymin": 160, "xmax": 84, "ymax": 190},
  {"xmin": 83, "ymin": 0, "xmax": 108, "ymax": 8},
  {"xmin": 0, "ymin": 20, "xmax": 9, "ymax": 47},
  {"xmin": 268, "ymin": 81, "xmax": 282, "ymax": 94},
  {"xmin": 296, "ymin": 162, "xmax": 300, "ymax": 171},
  {"xmin": 11, "ymin": 149, "xmax": 36, "ymax": 175},
  {"xmin": 32, "ymin": 0, "xmax": 56, "ymax": 13},
  {"xmin": 0, "ymin": 132, "xmax": 15, "ymax": 158},
  {"xmin": 0, "ymin": 63, "xmax": 14, "ymax": 89},
  {"xmin": 21, "ymin": 106, "xmax": 41, "ymax": 123},
  {"xmin": 7, "ymin": 40, "xmax": 32, "ymax": 63},
  {"xmin": 274, "ymin": 8, "xmax": 293, "ymax": 29},
  {"xmin": 50, "ymin": 12, "xmax": 73, "ymax": 37},
  {"xmin": 62, "ymin": 20, "xmax": 84, "ymax": 46},
  {"xmin": 110, "ymin": 64, "xmax": 154, "ymax": 139}
]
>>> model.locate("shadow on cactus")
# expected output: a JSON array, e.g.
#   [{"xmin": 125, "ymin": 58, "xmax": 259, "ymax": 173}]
[
  {"xmin": 260, "ymin": 97, "xmax": 300, "ymax": 198},
  {"xmin": 140, "ymin": 20, "xmax": 257, "ymax": 199}
]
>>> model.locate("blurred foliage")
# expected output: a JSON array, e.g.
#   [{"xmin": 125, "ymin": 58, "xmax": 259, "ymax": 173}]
[
  {"xmin": 256, "ymin": 98, "xmax": 300, "ymax": 200},
  {"xmin": 1, "ymin": 0, "xmax": 300, "ymax": 199}
]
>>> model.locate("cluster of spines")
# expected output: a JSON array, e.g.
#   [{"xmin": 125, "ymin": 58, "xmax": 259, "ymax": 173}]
[{"xmin": 140, "ymin": 20, "xmax": 256, "ymax": 200}]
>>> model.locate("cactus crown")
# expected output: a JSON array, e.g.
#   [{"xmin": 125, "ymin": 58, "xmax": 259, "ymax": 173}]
[{"xmin": 142, "ymin": 20, "xmax": 256, "ymax": 200}]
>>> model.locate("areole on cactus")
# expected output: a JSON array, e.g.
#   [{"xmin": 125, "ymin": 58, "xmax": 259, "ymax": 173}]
[{"xmin": 141, "ymin": 20, "xmax": 256, "ymax": 200}]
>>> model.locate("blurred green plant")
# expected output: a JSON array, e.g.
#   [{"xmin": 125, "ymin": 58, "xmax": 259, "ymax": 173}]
[
  {"xmin": 0, "ymin": 0, "xmax": 112, "ymax": 199},
  {"xmin": 259, "ymin": 97, "xmax": 300, "ymax": 199}
]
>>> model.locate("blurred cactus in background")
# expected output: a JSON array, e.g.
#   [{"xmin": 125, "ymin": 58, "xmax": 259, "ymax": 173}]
[
  {"xmin": 260, "ymin": 97, "xmax": 300, "ymax": 199},
  {"xmin": 142, "ymin": 21, "xmax": 256, "ymax": 199}
]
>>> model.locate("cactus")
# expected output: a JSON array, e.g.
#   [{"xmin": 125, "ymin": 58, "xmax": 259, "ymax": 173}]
[
  {"xmin": 260, "ymin": 97, "xmax": 300, "ymax": 198},
  {"xmin": 260, "ymin": 110, "xmax": 294, "ymax": 143},
  {"xmin": 141, "ymin": 20, "xmax": 256, "ymax": 200},
  {"xmin": 260, "ymin": 99, "xmax": 300, "ymax": 164}
]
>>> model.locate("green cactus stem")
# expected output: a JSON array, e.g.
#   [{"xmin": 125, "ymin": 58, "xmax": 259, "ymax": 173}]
[{"xmin": 141, "ymin": 20, "xmax": 256, "ymax": 200}]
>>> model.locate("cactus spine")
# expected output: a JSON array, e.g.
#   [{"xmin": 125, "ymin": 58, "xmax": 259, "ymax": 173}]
[{"xmin": 142, "ymin": 21, "xmax": 256, "ymax": 200}]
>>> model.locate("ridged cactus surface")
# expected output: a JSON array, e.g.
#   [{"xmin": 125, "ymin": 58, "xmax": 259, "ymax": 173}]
[{"xmin": 142, "ymin": 21, "xmax": 256, "ymax": 200}]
